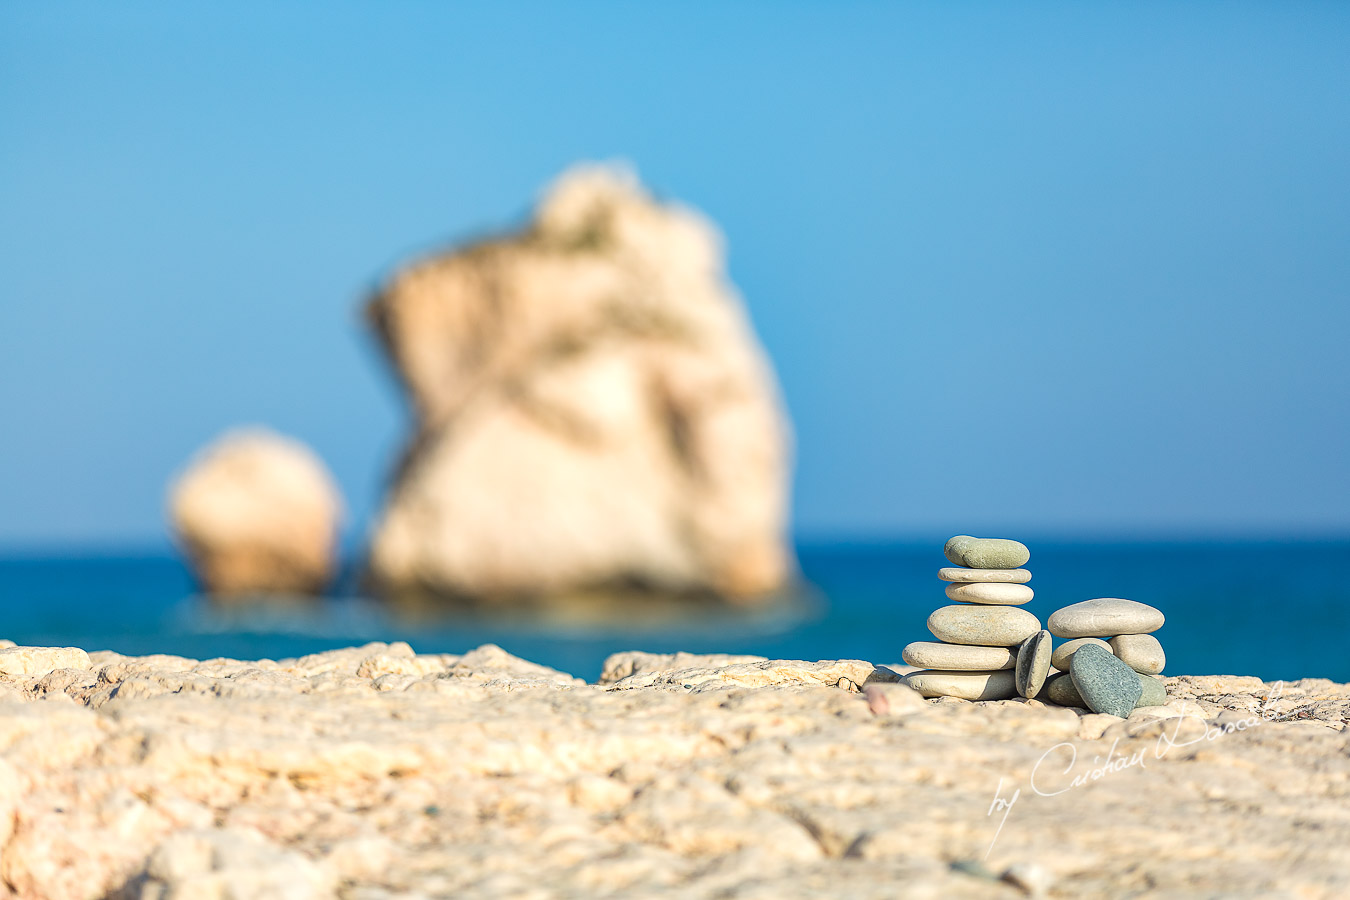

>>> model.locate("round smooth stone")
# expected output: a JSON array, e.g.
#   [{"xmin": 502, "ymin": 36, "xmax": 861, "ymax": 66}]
[
  {"xmin": 1138, "ymin": 673, "xmax": 1167, "ymax": 708},
  {"xmin": 927, "ymin": 605, "xmax": 1041, "ymax": 647},
  {"xmin": 901, "ymin": 641, "xmax": 1016, "ymax": 671},
  {"xmin": 938, "ymin": 567, "xmax": 1031, "ymax": 584},
  {"xmin": 1109, "ymin": 634, "xmax": 1166, "ymax": 675},
  {"xmin": 1048, "ymin": 598, "xmax": 1164, "ymax": 638},
  {"xmin": 943, "ymin": 535, "xmax": 1030, "ymax": 569},
  {"xmin": 1070, "ymin": 644, "xmax": 1143, "ymax": 718},
  {"xmin": 1016, "ymin": 630, "xmax": 1052, "ymax": 699},
  {"xmin": 904, "ymin": 669, "xmax": 1017, "ymax": 701},
  {"xmin": 1043, "ymin": 671, "xmax": 1085, "ymax": 707},
  {"xmin": 1050, "ymin": 637, "xmax": 1113, "ymax": 671},
  {"xmin": 944, "ymin": 582, "xmax": 1034, "ymax": 605}
]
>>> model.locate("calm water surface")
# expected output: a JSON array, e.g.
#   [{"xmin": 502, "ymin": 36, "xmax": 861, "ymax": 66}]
[{"xmin": 0, "ymin": 541, "xmax": 1345, "ymax": 683}]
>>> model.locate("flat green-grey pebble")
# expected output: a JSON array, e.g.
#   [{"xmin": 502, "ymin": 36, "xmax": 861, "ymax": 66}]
[
  {"xmin": 944, "ymin": 582, "xmax": 1034, "ymax": 605},
  {"xmin": 1138, "ymin": 674, "xmax": 1167, "ymax": 707},
  {"xmin": 903, "ymin": 669, "xmax": 1017, "ymax": 701},
  {"xmin": 943, "ymin": 535, "xmax": 1031, "ymax": 569},
  {"xmin": 1109, "ymin": 633, "xmax": 1166, "ymax": 675},
  {"xmin": 1016, "ymin": 630, "xmax": 1052, "ymax": 699},
  {"xmin": 1048, "ymin": 598, "xmax": 1165, "ymax": 638},
  {"xmin": 938, "ymin": 567, "xmax": 1032, "ymax": 584},
  {"xmin": 1070, "ymin": 644, "xmax": 1143, "ymax": 717},
  {"xmin": 927, "ymin": 605, "xmax": 1041, "ymax": 647},
  {"xmin": 1043, "ymin": 671, "xmax": 1085, "ymax": 707},
  {"xmin": 901, "ymin": 642, "xmax": 1016, "ymax": 671},
  {"xmin": 1050, "ymin": 637, "xmax": 1113, "ymax": 671},
  {"xmin": 1043, "ymin": 670, "xmax": 1164, "ymax": 710}
]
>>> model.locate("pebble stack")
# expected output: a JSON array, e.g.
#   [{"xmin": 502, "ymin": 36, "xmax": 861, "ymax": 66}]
[
  {"xmin": 1045, "ymin": 598, "xmax": 1168, "ymax": 715},
  {"xmin": 902, "ymin": 536, "xmax": 1046, "ymax": 701}
]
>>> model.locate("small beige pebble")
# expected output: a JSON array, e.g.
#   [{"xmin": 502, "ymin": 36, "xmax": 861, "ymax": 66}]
[
  {"xmin": 938, "ymin": 567, "xmax": 1032, "ymax": 584},
  {"xmin": 1050, "ymin": 637, "xmax": 1113, "ymax": 671},
  {"xmin": 902, "ymin": 642, "xmax": 1016, "ymax": 671},
  {"xmin": 864, "ymin": 683, "xmax": 928, "ymax": 717},
  {"xmin": 944, "ymin": 582, "xmax": 1034, "ymax": 605},
  {"xmin": 1109, "ymin": 634, "xmax": 1166, "ymax": 675},
  {"xmin": 1001, "ymin": 861, "xmax": 1055, "ymax": 897}
]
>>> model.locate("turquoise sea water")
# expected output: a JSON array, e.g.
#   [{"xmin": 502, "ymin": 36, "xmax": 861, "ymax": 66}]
[{"xmin": 1, "ymin": 540, "xmax": 1345, "ymax": 684}]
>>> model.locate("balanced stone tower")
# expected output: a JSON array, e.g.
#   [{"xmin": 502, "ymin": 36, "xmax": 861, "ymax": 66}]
[
  {"xmin": 1043, "ymin": 598, "xmax": 1168, "ymax": 715},
  {"xmin": 902, "ymin": 536, "xmax": 1049, "ymax": 701}
]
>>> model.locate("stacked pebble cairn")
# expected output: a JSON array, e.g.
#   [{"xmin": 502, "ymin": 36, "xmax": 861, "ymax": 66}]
[
  {"xmin": 901, "ymin": 536, "xmax": 1046, "ymax": 701},
  {"xmin": 901, "ymin": 535, "xmax": 1169, "ymax": 714},
  {"xmin": 1042, "ymin": 599, "xmax": 1167, "ymax": 716}
]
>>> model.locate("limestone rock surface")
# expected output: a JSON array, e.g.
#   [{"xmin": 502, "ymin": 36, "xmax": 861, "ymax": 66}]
[
  {"xmin": 365, "ymin": 164, "xmax": 792, "ymax": 602},
  {"xmin": 0, "ymin": 642, "xmax": 1345, "ymax": 899},
  {"xmin": 169, "ymin": 429, "xmax": 342, "ymax": 596}
]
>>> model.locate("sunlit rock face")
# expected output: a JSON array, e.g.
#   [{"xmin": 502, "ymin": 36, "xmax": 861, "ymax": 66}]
[
  {"xmin": 366, "ymin": 164, "xmax": 793, "ymax": 603},
  {"xmin": 169, "ymin": 429, "xmax": 342, "ymax": 596}
]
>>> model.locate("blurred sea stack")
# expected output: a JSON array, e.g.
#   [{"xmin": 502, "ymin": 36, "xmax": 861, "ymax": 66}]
[
  {"xmin": 365, "ymin": 163, "xmax": 794, "ymax": 604},
  {"xmin": 169, "ymin": 429, "xmax": 343, "ymax": 597}
]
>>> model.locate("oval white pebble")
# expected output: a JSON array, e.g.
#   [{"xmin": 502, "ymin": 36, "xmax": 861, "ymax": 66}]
[
  {"xmin": 903, "ymin": 669, "xmax": 1018, "ymax": 701},
  {"xmin": 927, "ymin": 605, "xmax": 1041, "ymax": 646},
  {"xmin": 944, "ymin": 582, "xmax": 1034, "ymax": 605},
  {"xmin": 938, "ymin": 567, "xmax": 1032, "ymax": 584},
  {"xmin": 1047, "ymin": 598, "xmax": 1164, "ymax": 638},
  {"xmin": 1050, "ymin": 637, "xmax": 1114, "ymax": 671},
  {"xmin": 901, "ymin": 642, "xmax": 1016, "ymax": 671},
  {"xmin": 1109, "ymin": 633, "xmax": 1166, "ymax": 675}
]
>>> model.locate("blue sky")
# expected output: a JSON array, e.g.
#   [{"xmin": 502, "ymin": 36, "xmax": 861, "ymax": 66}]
[{"xmin": 2, "ymin": 2, "xmax": 1348, "ymax": 548}]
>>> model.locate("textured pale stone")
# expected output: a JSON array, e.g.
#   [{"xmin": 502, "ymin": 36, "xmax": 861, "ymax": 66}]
[
  {"xmin": 0, "ymin": 646, "xmax": 91, "ymax": 677},
  {"xmin": 944, "ymin": 582, "xmax": 1034, "ymax": 605},
  {"xmin": 1048, "ymin": 598, "xmax": 1165, "ymax": 638},
  {"xmin": 938, "ymin": 567, "xmax": 1031, "ymax": 584},
  {"xmin": 0, "ymin": 643, "xmax": 1342, "ymax": 897},
  {"xmin": 927, "ymin": 605, "xmax": 1040, "ymax": 646},
  {"xmin": 1051, "ymin": 637, "xmax": 1113, "ymax": 671},
  {"xmin": 1110, "ymin": 634, "xmax": 1166, "ymax": 675},
  {"xmin": 902, "ymin": 669, "xmax": 1018, "ymax": 700},
  {"xmin": 901, "ymin": 642, "xmax": 1016, "ymax": 671}
]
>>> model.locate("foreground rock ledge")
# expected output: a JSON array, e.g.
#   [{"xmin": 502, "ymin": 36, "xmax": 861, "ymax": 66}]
[{"xmin": 0, "ymin": 643, "xmax": 1345, "ymax": 899}]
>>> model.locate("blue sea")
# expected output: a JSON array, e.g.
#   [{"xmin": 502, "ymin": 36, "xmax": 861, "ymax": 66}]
[{"xmin": 1, "ymin": 540, "xmax": 1346, "ymax": 684}]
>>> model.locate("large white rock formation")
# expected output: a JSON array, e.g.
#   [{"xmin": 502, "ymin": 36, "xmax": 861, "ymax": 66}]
[{"xmin": 366, "ymin": 164, "xmax": 793, "ymax": 602}]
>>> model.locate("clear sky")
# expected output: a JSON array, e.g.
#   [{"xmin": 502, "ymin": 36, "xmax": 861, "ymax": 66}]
[{"xmin": 2, "ymin": 2, "xmax": 1348, "ymax": 549}]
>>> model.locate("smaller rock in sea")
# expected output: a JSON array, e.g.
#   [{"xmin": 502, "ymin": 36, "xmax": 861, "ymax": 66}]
[
  {"xmin": 1109, "ymin": 633, "xmax": 1166, "ymax": 675},
  {"xmin": 1070, "ymin": 644, "xmax": 1143, "ymax": 718},
  {"xmin": 904, "ymin": 669, "xmax": 1018, "ymax": 701},
  {"xmin": 1016, "ymin": 630, "xmax": 1053, "ymax": 699},
  {"xmin": 927, "ymin": 605, "xmax": 1041, "ymax": 647},
  {"xmin": 945, "ymin": 582, "xmax": 1033, "ymax": 606},
  {"xmin": 938, "ymin": 567, "xmax": 1032, "ymax": 584},
  {"xmin": 1050, "ymin": 637, "xmax": 1113, "ymax": 671},
  {"xmin": 943, "ymin": 535, "xmax": 1031, "ymax": 569},
  {"xmin": 901, "ymin": 642, "xmax": 1016, "ymax": 671},
  {"xmin": 1048, "ymin": 598, "xmax": 1164, "ymax": 638}
]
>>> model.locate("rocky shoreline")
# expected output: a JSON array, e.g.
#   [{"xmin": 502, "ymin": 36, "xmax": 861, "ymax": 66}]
[{"xmin": 0, "ymin": 641, "xmax": 1346, "ymax": 898}]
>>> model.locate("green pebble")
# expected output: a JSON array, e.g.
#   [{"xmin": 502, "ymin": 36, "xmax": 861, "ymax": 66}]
[
  {"xmin": 1138, "ymin": 674, "xmax": 1167, "ymax": 708},
  {"xmin": 943, "ymin": 535, "xmax": 1030, "ymax": 569},
  {"xmin": 1070, "ymin": 644, "xmax": 1143, "ymax": 718}
]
